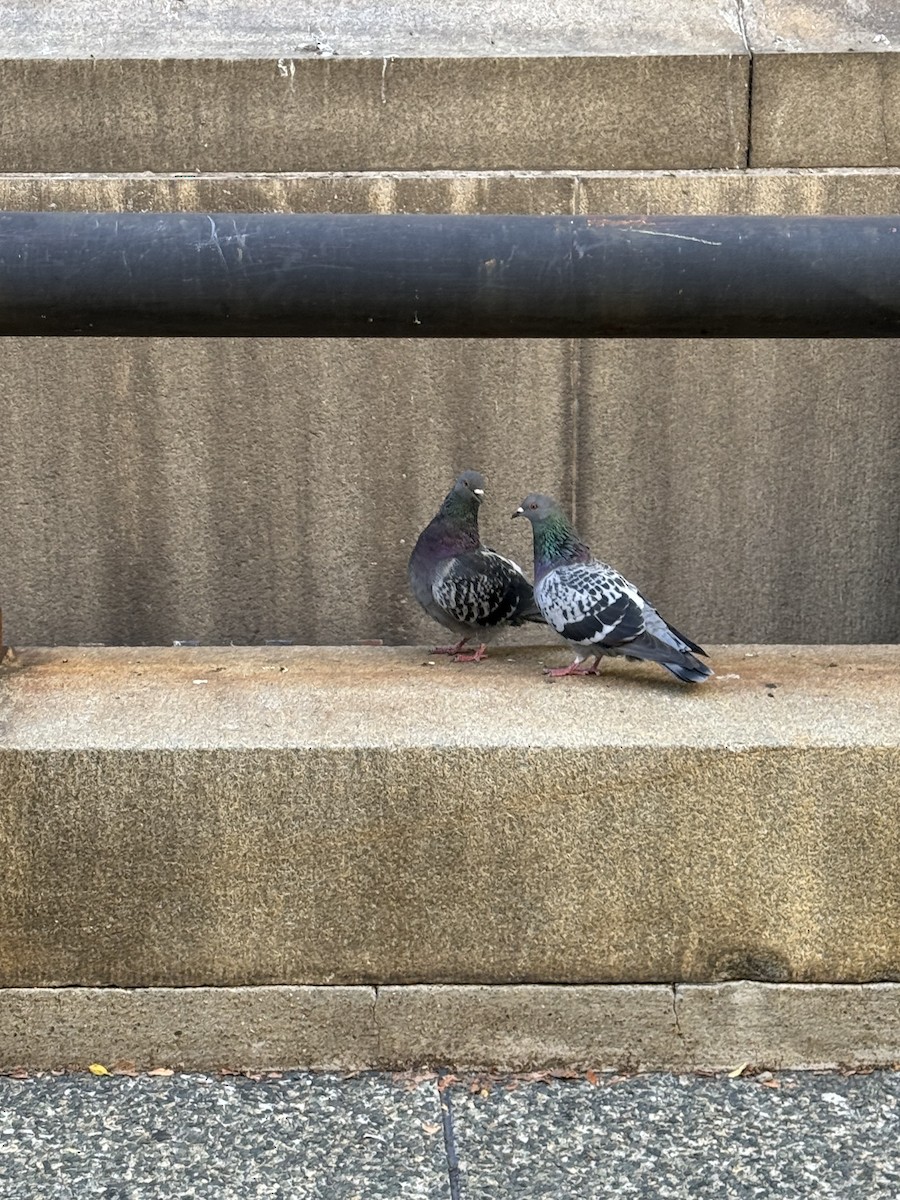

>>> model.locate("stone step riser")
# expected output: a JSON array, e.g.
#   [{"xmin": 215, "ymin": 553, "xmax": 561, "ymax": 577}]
[{"xmin": 2, "ymin": 647, "xmax": 897, "ymax": 989}]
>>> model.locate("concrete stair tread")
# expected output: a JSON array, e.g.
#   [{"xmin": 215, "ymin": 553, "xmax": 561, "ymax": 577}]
[
  {"xmin": 2, "ymin": 1, "xmax": 898, "ymax": 170},
  {"xmin": 3, "ymin": 0, "xmax": 746, "ymax": 59},
  {"xmin": 6, "ymin": 0, "xmax": 899, "ymax": 59}
]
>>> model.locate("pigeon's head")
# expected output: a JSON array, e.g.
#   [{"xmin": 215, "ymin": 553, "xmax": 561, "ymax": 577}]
[
  {"xmin": 512, "ymin": 494, "xmax": 559, "ymax": 525},
  {"xmin": 451, "ymin": 470, "xmax": 486, "ymax": 504}
]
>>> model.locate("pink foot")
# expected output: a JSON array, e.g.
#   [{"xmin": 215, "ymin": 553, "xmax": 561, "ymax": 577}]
[
  {"xmin": 453, "ymin": 643, "xmax": 488, "ymax": 663},
  {"xmin": 547, "ymin": 657, "xmax": 602, "ymax": 676},
  {"xmin": 431, "ymin": 639, "xmax": 469, "ymax": 656}
]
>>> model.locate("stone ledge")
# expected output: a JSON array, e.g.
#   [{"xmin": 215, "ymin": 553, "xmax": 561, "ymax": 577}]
[
  {"xmin": 3, "ymin": 0, "xmax": 747, "ymax": 59},
  {"xmin": 3, "ymin": 644, "xmax": 898, "ymax": 751},
  {"xmin": 2, "ymin": 169, "xmax": 900, "ymax": 215},
  {"xmin": 0, "ymin": 646, "xmax": 898, "ymax": 987},
  {"xmin": 4, "ymin": 2, "xmax": 900, "ymax": 172},
  {"xmin": 2, "ymin": 983, "xmax": 899, "ymax": 1072},
  {"xmin": 752, "ymin": 52, "xmax": 900, "ymax": 167},
  {"xmin": 0, "ymin": 56, "xmax": 749, "ymax": 173}
]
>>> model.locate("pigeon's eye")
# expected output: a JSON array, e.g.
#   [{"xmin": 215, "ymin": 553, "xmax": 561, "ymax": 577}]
[{"xmin": 529, "ymin": 503, "xmax": 538, "ymax": 510}]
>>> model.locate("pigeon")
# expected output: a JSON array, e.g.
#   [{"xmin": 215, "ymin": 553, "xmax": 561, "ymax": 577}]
[
  {"xmin": 408, "ymin": 470, "xmax": 544, "ymax": 662},
  {"xmin": 513, "ymin": 494, "xmax": 712, "ymax": 683}
]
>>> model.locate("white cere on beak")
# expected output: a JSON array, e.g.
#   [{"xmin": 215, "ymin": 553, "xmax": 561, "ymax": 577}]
[
  {"xmin": 515, "ymin": 506, "xmax": 524, "ymax": 513},
  {"xmin": 473, "ymin": 488, "xmax": 485, "ymax": 496}
]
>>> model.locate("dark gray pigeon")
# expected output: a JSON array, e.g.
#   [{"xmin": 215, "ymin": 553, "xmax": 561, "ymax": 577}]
[
  {"xmin": 408, "ymin": 470, "xmax": 544, "ymax": 662},
  {"xmin": 514, "ymin": 493, "xmax": 712, "ymax": 683}
]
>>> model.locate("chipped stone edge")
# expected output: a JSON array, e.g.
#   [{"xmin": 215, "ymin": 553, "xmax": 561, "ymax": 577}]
[{"xmin": 2, "ymin": 983, "xmax": 899, "ymax": 1073}]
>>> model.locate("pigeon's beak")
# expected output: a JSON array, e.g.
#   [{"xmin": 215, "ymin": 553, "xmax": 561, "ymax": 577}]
[
  {"xmin": 511, "ymin": 506, "xmax": 524, "ymax": 520},
  {"xmin": 473, "ymin": 488, "xmax": 484, "ymax": 497}
]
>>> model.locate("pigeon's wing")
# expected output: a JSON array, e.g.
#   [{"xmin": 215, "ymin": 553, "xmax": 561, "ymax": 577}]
[
  {"xmin": 432, "ymin": 549, "xmax": 533, "ymax": 630},
  {"xmin": 537, "ymin": 563, "xmax": 647, "ymax": 648},
  {"xmin": 484, "ymin": 545, "xmax": 544, "ymax": 623},
  {"xmin": 639, "ymin": 593, "xmax": 708, "ymax": 657}
]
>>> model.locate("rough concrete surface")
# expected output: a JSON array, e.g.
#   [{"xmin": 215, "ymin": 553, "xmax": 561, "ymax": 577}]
[
  {"xmin": 746, "ymin": 0, "xmax": 900, "ymax": 53},
  {"xmin": 678, "ymin": 982, "xmax": 900, "ymax": 1072},
  {"xmin": 0, "ymin": 1071, "xmax": 451, "ymax": 1200},
  {"xmin": 385, "ymin": 982, "xmax": 900, "ymax": 1072},
  {"xmin": 2, "ymin": 644, "xmax": 898, "ymax": 751},
  {"xmin": 0, "ymin": 337, "xmax": 573, "ymax": 648},
  {"xmin": 4, "ymin": 1, "xmax": 900, "ymax": 174},
  {"xmin": 449, "ymin": 1070, "xmax": 900, "ymax": 1198},
  {"xmin": 2, "ymin": 172, "xmax": 900, "ymax": 647},
  {"xmin": 0, "ymin": 987, "xmax": 377, "ymax": 1073},
  {"xmin": 4, "ymin": 167, "xmax": 900, "ymax": 217},
  {"xmin": 1, "ymin": 0, "xmax": 748, "ymax": 58},
  {"xmin": 3, "ymin": 983, "xmax": 900, "ymax": 1073},
  {"xmin": 2, "ymin": 1071, "xmax": 900, "ymax": 1200},
  {"xmin": 752, "ymin": 52, "xmax": 900, "ymax": 167},
  {"xmin": 0, "ymin": 55, "xmax": 749, "ymax": 172},
  {"xmin": 0, "ymin": 646, "xmax": 898, "ymax": 987},
  {"xmin": 377, "ymin": 985, "xmax": 679, "ymax": 1072},
  {"xmin": 1, "ymin": 328, "xmax": 899, "ymax": 647},
  {"xmin": 575, "ymin": 336, "xmax": 900, "ymax": 644}
]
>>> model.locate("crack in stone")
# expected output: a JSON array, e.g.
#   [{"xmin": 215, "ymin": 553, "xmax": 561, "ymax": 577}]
[
  {"xmin": 672, "ymin": 983, "xmax": 685, "ymax": 1040},
  {"xmin": 735, "ymin": 0, "xmax": 754, "ymax": 168}
]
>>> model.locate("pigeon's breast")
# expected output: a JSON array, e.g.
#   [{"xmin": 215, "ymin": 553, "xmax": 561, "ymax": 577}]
[{"xmin": 535, "ymin": 568, "xmax": 596, "ymax": 634}]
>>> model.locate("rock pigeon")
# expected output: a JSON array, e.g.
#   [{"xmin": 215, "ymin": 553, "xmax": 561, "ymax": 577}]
[
  {"xmin": 514, "ymin": 494, "xmax": 712, "ymax": 683},
  {"xmin": 408, "ymin": 470, "xmax": 544, "ymax": 662}
]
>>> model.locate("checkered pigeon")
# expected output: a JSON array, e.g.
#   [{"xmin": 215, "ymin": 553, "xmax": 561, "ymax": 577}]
[
  {"xmin": 514, "ymin": 493, "xmax": 712, "ymax": 683},
  {"xmin": 408, "ymin": 471, "xmax": 544, "ymax": 662}
]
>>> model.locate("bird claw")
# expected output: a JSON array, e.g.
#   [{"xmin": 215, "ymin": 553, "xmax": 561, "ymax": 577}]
[
  {"xmin": 453, "ymin": 644, "xmax": 487, "ymax": 663},
  {"xmin": 431, "ymin": 641, "xmax": 469, "ymax": 656},
  {"xmin": 543, "ymin": 662, "xmax": 594, "ymax": 677}
]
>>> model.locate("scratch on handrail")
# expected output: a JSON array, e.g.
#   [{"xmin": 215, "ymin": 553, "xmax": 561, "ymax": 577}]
[{"xmin": 626, "ymin": 229, "xmax": 723, "ymax": 247}]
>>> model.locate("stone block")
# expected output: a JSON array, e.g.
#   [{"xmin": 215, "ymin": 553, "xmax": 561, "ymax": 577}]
[
  {"xmin": 574, "ymin": 337, "xmax": 900, "ymax": 643},
  {"xmin": 0, "ymin": 986, "xmax": 377, "ymax": 1071},
  {"xmin": 751, "ymin": 52, "xmax": 900, "ymax": 167},
  {"xmin": 2, "ymin": 171, "xmax": 900, "ymax": 645},
  {"xmin": 1, "ymin": 646, "xmax": 898, "ymax": 987},
  {"xmin": 3, "ymin": 0, "xmax": 748, "ymax": 58},
  {"xmin": 0, "ymin": 338, "xmax": 572, "ymax": 646},
  {"xmin": 0, "ymin": 55, "xmax": 748, "ymax": 173},
  {"xmin": 3, "ymin": 981, "xmax": 900, "ymax": 1070},
  {"xmin": 377, "ymin": 985, "xmax": 680, "ymax": 1071},
  {"xmin": 677, "ymin": 981, "xmax": 900, "ymax": 1070}
]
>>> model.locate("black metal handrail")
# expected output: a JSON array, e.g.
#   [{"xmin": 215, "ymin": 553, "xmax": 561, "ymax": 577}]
[{"xmin": 0, "ymin": 212, "xmax": 897, "ymax": 337}]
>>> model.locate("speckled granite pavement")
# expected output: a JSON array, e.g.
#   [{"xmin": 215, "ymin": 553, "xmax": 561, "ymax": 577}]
[{"xmin": 0, "ymin": 1069, "xmax": 898, "ymax": 1198}]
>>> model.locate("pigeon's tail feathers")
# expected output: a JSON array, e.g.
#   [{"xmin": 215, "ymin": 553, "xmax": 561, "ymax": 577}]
[
  {"xmin": 519, "ymin": 611, "xmax": 548, "ymax": 626},
  {"xmin": 621, "ymin": 631, "xmax": 713, "ymax": 684},
  {"xmin": 660, "ymin": 619, "xmax": 708, "ymax": 659},
  {"xmin": 660, "ymin": 655, "xmax": 714, "ymax": 684},
  {"xmin": 641, "ymin": 598, "xmax": 708, "ymax": 658}
]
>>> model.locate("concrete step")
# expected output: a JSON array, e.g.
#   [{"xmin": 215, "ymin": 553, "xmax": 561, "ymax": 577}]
[
  {"xmin": 2, "ymin": 0, "xmax": 749, "ymax": 172},
  {"xmin": 1, "ymin": 644, "xmax": 897, "ymax": 990},
  {"xmin": 3, "ymin": 981, "xmax": 900, "ymax": 1072},
  {"xmin": 2, "ymin": 1, "xmax": 899, "ymax": 171},
  {"xmin": 2, "ymin": 162, "xmax": 899, "ymax": 650}
]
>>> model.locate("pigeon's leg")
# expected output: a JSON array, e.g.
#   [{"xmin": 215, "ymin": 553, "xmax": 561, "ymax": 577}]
[
  {"xmin": 453, "ymin": 642, "xmax": 488, "ymax": 663},
  {"xmin": 587, "ymin": 654, "xmax": 604, "ymax": 675},
  {"xmin": 431, "ymin": 637, "xmax": 469, "ymax": 656},
  {"xmin": 544, "ymin": 655, "xmax": 593, "ymax": 677}
]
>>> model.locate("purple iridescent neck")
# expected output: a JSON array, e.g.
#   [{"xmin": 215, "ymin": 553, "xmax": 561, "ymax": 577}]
[{"xmin": 421, "ymin": 488, "xmax": 482, "ymax": 554}]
